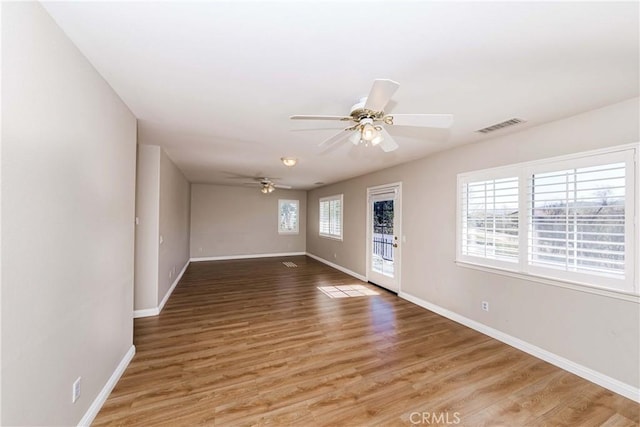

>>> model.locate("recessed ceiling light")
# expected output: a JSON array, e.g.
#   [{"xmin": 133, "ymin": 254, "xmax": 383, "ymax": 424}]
[{"xmin": 281, "ymin": 157, "xmax": 297, "ymax": 167}]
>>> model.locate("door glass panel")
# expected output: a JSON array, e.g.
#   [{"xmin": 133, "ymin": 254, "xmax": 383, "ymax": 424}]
[{"xmin": 372, "ymin": 199, "xmax": 394, "ymax": 277}]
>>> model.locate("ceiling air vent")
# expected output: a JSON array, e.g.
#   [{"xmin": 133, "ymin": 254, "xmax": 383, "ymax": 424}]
[{"xmin": 476, "ymin": 118, "xmax": 526, "ymax": 134}]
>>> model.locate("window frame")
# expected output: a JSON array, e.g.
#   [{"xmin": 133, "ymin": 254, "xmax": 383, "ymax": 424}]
[
  {"xmin": 458, "ymin": 169, "xmax": 521, "ymax": 271},
  {"xmin": 524, "ymin": 150, "xmax": 633, "ymax": 290},
  {"xmin": 278, "ymin": 199, "xmax": 299, "ymax": 235},
  {"xmin": 456, "ymin": 144, "xmax": 638, "ymax": 297},
  {"xmin": 319, "ymin": 194, "xmax": 343, "ymax": 240}
]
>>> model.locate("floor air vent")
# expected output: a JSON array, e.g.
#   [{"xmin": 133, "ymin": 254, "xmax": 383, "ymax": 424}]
[
  {"xmin": 476, "ymin": 118, "xmax": 525, "ymax": 134},
  {"xmin": 283, "ymin": 261, "xmax": 297, "ymax": 268}
]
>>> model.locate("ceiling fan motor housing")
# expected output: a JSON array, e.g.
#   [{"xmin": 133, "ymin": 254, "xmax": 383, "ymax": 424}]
[{"xmin": 350, "ymin": 97, "xmax": 384, "ymax": 122}]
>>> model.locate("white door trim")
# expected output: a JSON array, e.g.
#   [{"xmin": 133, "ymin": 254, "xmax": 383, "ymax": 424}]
[{"xmin": 366, "ymin": 182, "xmax": 402, "ymax": 293}]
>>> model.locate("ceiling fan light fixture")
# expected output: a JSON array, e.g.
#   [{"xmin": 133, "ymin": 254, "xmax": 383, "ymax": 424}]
[
  {"xmin": 361, "ymin": 122, "xmax": 378, "ymax": 142},
  {"xmin": 260, "ymin": 181, "xmax": 276, "ymax": 194},
  {"xmin": 349, "ymin": 129, "xmax": 362, "ymax": 145},
  {"xmin": 281, "ymin": 157, "xmax": 297, "ymax": 167},
  {"xmin": 371, "ymin": 133, "xmax": 384, "ymax": 146}
]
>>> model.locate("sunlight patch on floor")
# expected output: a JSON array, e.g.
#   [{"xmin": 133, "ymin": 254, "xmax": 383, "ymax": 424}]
[{"xmin": 318, "ymin": 285, "xmax": 380, "ymax": 298}]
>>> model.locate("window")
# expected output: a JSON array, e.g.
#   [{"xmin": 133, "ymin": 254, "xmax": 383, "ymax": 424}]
[
  {"xmin": 461, "ymin": 175, "xmax": 519, "ymax": 268},
  {"xmin": 458, "ymin": 146, "xmax": 637, "ymax": 295},
  {"xmin": 278, "ymin": 199, "xmax": 299, "ymax": 234},
  {"xmin": 319, "ymin": 194, "xmax": 343, "ymax": 240},
  {"xmin": 529, "ymin": 162, "xmax": 626, "ymax": 279}
]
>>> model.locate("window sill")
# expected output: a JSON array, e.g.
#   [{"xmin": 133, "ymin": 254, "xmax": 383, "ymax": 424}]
[
  {"xmin": 278, "ymin": 231, "xmax": 299, "ymax": 235},
  {"xmin": 455, "ymin": 260, "xmax": 639, "ymax": 303},
  {"xmin": 319, "ymin": 233, "xmax": 343, "ymax": 241}
]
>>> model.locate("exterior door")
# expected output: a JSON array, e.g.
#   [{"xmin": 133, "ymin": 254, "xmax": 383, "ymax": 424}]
[{"xmin": 367, "ymin": 183, "xmax": 401, "ymax": 292}]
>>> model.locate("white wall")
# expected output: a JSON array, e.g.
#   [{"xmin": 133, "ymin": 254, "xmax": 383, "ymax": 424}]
[
  {"xmin": 1, "ymin": 3, "xmax": 137, "ymax": 425},
  {"xmin": 307, "ymin": 98, "xmax": 640, "ymax": 393},
  {"xmin": 191, "ymin": 184, "xmax": 306, "ymax": 258},
  {"xmin": 134, "ymin": 145, "xmax": 190, "ymax": 314}
]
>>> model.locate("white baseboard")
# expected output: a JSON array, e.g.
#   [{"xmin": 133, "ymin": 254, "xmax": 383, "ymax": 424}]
[
  {"xmin": 305, "ymin": 252, "xmax": 367, "ymax": 282},
  {"xmin": 133, "ymin": 307, "xmax": 159, "ymax": 318},
  {"xmin": 399, "ymin": 291, "xmax": 640, "ymax": 403},
  {"xmin": 78, "ymin": 345, "xmax": 135, "ymax": 427},
  {"xmin": 134, "ymin": 260, "xmax": 189, "ymax": 318},
  {"xmin": 158, "ymin": 260, "xmax": 189, "ymax": 312},
  {"xmin": 190, "ymin": 252, "xmax": 305, "ymax": 262}
]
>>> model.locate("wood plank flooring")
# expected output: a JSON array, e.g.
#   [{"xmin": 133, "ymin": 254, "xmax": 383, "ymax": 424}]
[{"xmin": 93, "ymin": 256, "xmax": 639, "ymax": 426}]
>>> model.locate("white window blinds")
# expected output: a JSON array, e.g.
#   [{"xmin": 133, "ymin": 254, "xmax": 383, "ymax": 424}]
[
  {"xmin": 528, "ymin": 162, "xmax": 626, "ymax": 278},
  {"xmin": 319, "ymin": 195, "xmax": 343, "ymax": 239},
  {"xmin": 457, "ymin": 146, "xmax": 637, "ymax": 295},
  {"xmin": 461, "ymin": 176, "xmax": 519, "ymax": 264}
]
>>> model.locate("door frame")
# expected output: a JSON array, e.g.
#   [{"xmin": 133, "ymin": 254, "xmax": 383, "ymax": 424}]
[{"xmin": 366, "ymin": 182, "xmax": 402, "ymax": 293}]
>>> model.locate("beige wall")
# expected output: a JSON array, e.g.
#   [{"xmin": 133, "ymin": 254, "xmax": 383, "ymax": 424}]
[
  {"xmin": 1, "ymin": 3, "xmax": 137, "ymax": 425},
  {"xmin": 191, "ymin": 184, "xmax": 306, "ymax": 258},
  {"xmin": 134, "ymin": 145, "xmax": 160, "ymax": 311},
  {"xmin": 134, "ymin": 145, "xmax": 190, "ymax": 312},
  {"xmin": 307, "ymin": 98, "xmax": 640, "ymax": 389},
  {"xmin": 158, "ymin": 149, "xmax": 191, "ymax": 302}
]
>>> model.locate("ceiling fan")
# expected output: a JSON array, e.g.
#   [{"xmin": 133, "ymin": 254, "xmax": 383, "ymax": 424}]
[
  {"xmin": 245, "ymin": 178, "xmax": 292, "ymax": 194},
  {"xmin": 290, "ymin": 79, "xmax": 453, "ymax": 152}
]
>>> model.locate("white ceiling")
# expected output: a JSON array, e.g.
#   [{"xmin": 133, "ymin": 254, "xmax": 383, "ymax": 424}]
[{"xmin": 42, "ymin": 1, "xmax": 639, "ymax": 190}]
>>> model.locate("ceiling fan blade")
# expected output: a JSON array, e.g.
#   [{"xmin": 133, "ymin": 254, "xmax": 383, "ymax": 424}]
[
  {"xmin": 290, "ymin": 115, "xmax": 352, "ymax": 121},
  {"xmin": 319, "ymin": 128, "xmax": 354, "ymax": 148},
  {"xmin": 274, "ymin": 184, "xmax": 292, "ymax": 189},
  {"xmin": 386, "ymin": 113, "xmax": 453, "ymax": 128},
  {"xmin": 364, "ymin": 79, "xmax": 400, "ymax": 112},
  {"xmin": 378, "ymin": 127, "xmax": 399, "ymax": 152}
]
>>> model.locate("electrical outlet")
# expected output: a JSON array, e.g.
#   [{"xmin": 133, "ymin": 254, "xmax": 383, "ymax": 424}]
[
  {"xmin": 333, "ymin": 253, "xmax": 337, "ymax": 259},
  {"xmin": 72, "ymin": 377, "xmax": 81, "ymax": 403},
  {"xmin": 481, "ymin": 301, "xmax": 489, "ymax": 312}
]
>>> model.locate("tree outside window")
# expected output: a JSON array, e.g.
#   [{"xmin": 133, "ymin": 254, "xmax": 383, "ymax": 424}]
[{"xmin": 279, "ymin": 200, "xmax": 299, "ymax": 234}]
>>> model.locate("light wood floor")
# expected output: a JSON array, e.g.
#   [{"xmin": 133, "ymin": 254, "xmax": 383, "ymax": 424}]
[{"xmin": 93, "ymin": 256, "xmax": 639, "ymax": 426}]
